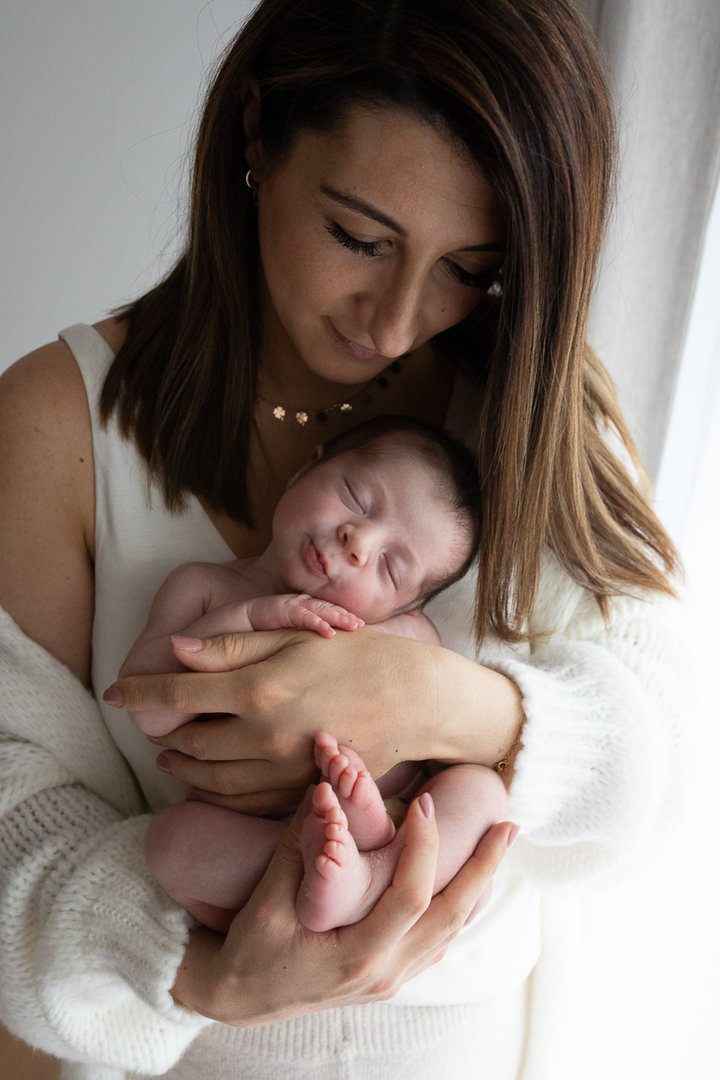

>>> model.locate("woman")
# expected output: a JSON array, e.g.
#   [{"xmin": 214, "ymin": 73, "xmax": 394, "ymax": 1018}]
[{"xmin": 0, "ymin": 1, "xmax": 687, "ymax": 1077}]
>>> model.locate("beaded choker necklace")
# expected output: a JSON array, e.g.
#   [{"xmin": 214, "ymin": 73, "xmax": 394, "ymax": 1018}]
[{"xmin": 259, "ymin": 360, "xmax": 403, "ymax": 427}]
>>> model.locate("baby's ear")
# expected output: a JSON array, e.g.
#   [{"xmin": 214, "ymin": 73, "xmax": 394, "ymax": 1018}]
[{"xmin": 286, "ymin": 444, "xmax": 325, "ymax": 488}]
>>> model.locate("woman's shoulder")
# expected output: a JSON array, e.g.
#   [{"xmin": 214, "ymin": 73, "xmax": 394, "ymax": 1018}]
[
  {"xmin": 0, "ymin": 317, "xmax": 125, "ymax": 431},
  {"xmin": 0, "ymin": 334, "xmax": 95, "ymax": 457},
  {"xmin": 0, "ymin": 334, "xmax": 89, "ymax": 438}
]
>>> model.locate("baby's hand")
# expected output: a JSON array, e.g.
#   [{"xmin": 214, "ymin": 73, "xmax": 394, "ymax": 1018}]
[{"xmin": 246, "ymin": 594, "xmax": 364, "ymax": 638}]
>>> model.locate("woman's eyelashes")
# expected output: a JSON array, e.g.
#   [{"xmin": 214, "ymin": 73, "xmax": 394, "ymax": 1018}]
[
  {"xmin": 326, "ymin": 221, "xmax": 381, "ymax": 258},
  {"xmin": 327, "ymin": 220, "xmax": 497, "ymax": 290},
  {"xmin": 445, "ymin": 260, "xmax": 498, "ymax": 289}
]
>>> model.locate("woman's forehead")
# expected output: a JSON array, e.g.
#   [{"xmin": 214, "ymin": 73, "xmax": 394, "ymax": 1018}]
[{"xmin": 281, "ymin": 104, "xmax": 504, "ymax": 248}]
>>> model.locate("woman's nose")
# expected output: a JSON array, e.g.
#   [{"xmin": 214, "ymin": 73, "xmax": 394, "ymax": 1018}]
[{"xmin": 365, "ymin": 272, "xmax": 424, "ymax": 358}]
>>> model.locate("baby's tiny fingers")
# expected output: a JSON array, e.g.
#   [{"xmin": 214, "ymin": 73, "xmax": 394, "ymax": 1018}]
[
  {"xmin": 299, "ymin": 610, "xmax": 337, "ymax": 638},
  {"xmin": 299, "ymin": 599, "xmax": 364, "ymax": 632}
]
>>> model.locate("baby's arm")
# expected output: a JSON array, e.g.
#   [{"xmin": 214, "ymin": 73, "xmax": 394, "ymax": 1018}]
[
  {"xmin": 119, "ymin": 563, "xmax": 225, "ymax": 685},
  {"xmin": 122, "ymin": 565, "xmax": 365, "ymax": 736}
]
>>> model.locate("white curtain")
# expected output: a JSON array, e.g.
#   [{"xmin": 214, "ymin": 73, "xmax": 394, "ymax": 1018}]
[
  {"xmin": 545, "ymin": 7, "xmax": 720, "ymax": 1080},
  {"xmin": 576, "ymin": 0, "xmax": 720, "ymax": 477}
]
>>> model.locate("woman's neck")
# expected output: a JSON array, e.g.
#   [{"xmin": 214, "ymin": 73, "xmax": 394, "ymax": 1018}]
[{"xmin": 201, "ymin": 339, "xmax": 458, "ymax": 561}]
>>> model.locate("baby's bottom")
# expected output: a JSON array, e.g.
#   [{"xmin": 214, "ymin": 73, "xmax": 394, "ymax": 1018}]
[{"xmin": 145, "ymin": 737, "xmax": 509, "ymax": 934}]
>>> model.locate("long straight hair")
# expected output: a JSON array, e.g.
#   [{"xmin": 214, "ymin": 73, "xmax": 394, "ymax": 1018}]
[{"xmin": 101, "ymin": 0, "xmax": 680, "ymax": 642}]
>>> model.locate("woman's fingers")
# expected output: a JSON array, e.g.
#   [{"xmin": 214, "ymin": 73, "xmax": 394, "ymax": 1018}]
[
  {"xmin": 156, "ymin": 747, "xmax": 314, "ymax": 797},
  {"xmin": 348, "ymin": 813, "xmax": 517, "ymax": 996},
  {"xmin": 397, "ymin": 820, "xmax": 517, "ymax": 978},
  {"xmin": 104, "ymin": 629, "xmax": 305, "ymax": 713},
  {"xmin": 358, "ymin": 794, "xmax": 440, "ymax": 945},
  {"xmin": 184, "ymin": 784, "xmax": 311, "ymax": 816},
  {"xmin": 152, "ymin": 732, "xmax": 316, "ymax": 799},
  {"xmin": 171, "ymin": 628, "xmax": 306, "ymax": 671}
]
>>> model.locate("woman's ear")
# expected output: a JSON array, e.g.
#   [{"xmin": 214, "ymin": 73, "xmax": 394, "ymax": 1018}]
[
  {"xmin": 286, "ymin": 444, "xmax": 325, "ymax": 488},
  {"xmin": 242, "ymin": 78, "xmax": 263, "ymax": 174}
]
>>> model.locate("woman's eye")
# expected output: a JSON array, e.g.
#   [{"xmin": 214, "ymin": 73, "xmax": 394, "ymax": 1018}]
[
  {"xmin": 446, "ymin": 259, "xmax": 498, "ymax": 290},
  {"xmin": 326, "ymin": 222, "xmax": 382, "ymax": 258}
]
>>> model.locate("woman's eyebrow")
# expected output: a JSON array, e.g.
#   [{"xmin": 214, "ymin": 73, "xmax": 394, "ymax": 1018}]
[
  {"xmin": 320, "ymin": 185, "xmax": 504, "ymax": 253},
  {"xmin": 321, "ymin": 185, "xmax": 406, "ymax": 235}
]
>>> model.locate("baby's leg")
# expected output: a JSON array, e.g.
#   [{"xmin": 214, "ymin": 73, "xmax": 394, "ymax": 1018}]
[
  {"xmin": 145, "ymin": 801, "xmax": 285, "ymax": 933},
  {"xmin": 297, "ymin": 762, "xmax": 509, "ymax": 933}
]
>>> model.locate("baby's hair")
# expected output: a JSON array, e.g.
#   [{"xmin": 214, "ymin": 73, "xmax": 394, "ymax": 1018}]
[{"xmin": 320, "ymin": 416, "xmax": 482, "ymax": 607}]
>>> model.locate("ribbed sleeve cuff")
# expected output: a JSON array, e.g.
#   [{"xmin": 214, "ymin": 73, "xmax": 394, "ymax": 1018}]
[
  {"xmin": 34, "ymin": 811, "xmax": 212, "ymax": 1073},
  {"xmin": 491, "ymin": 640, "xmax": 668, "ymax": 887}
]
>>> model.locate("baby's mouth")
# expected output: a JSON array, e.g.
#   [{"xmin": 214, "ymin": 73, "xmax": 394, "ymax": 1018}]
[{"xmin": 303, "ymin": 540, "xmax": 327, "ymax": 577}]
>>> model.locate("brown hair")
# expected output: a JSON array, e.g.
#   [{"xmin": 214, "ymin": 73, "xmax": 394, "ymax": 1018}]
[{"xmin": 101, "ymin": 0, "xmax": 679, "ymax": 643}]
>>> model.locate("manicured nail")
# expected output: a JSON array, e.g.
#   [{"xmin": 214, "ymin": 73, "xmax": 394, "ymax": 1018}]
[
  {"xmin": 156, "ymin": 753, "xmax": 171, "ymax": 773},
  {"xmin": 506, "ymin": 824, "xmax": 520, "ymax": 848},
  {"xmin": 171, "ymin": 635, "xmax": 204, "ymax": 652},
  {"xmin": 102, "ymin": 686, "xmax": 123, "ymax": 707},
  {"xmin": 419, "ymin": 792, "xmax": 435, "ymax": 821}
]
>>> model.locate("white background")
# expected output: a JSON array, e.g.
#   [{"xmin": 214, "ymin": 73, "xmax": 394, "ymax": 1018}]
[{"xmin": 1, "ymin": 3, "xmax": 718, "ymax": 1077}]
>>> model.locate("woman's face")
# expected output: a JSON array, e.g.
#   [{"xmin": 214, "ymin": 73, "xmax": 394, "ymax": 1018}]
[{"xmin": 254, "ymin": 104, "xmax": 504, "ymax": 390}]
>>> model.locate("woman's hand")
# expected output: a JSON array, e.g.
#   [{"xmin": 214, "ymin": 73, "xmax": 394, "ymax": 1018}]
[
  {"xmin": 171, "ymin": 794, "xmax": 518, "ymax": 1025},
  {"xmin": 105, "ymin": 628, "xmax": 524, "ymax": 815}
]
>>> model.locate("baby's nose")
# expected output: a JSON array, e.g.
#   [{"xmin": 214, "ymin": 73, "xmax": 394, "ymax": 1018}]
[{"xmin": 340, "ymin": 522, "xmax": 374, "ymax": 565}]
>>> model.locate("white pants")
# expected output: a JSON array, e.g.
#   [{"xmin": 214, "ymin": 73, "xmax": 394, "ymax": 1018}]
[{"xmin": 148, "ymin": 988, "xmax": 526, "ymax": 1080}]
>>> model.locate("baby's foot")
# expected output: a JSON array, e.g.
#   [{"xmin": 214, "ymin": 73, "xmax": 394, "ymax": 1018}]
[
  {"xmin": 313, "ymin": 733, "xmax": 395, "ymax": 850},
  {"xmin": 297, "ymin": 782, "xmax": 377, "ymax": 932}
]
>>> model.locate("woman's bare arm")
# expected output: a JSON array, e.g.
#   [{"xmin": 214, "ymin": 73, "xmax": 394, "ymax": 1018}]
[{"xmin": 0, "ymin": 342, "xmax": 95, "ymax": 682}]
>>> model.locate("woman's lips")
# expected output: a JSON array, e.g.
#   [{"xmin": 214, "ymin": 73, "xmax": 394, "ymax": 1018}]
[
  {"xmin": 325, "ymin": 318, "xmax": 386, "ymax": 363},
  {"xmin": 303, "ymin": 540, "xmax": 327, "ymax": 577}
]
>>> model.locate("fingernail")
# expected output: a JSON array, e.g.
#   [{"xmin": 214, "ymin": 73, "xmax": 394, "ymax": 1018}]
[
  {"xmin": 156, "ymin": 753, "xmax": 171, "ymax": 773},
  {"xmin": 506, "ymin": 824, "xmax": 520, "ymax": 848},
  {"xmin": 147, "ymin": 736, "xmax": 162, "ymax": 745},
  {"xmin": 102, "ymin": 686, "xmax": 123, "ymax": 707},
  {"xmin": 171, "ymin": 635, "xmax": 204, "ymax": 652},
  {"xmin": 419, "ymin": 792, "xmax": 435, "ymax": 821}
]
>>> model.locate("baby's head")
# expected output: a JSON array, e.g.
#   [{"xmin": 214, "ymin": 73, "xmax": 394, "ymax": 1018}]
[{"xmin": 272, "ymin": 416, "xmax": 481, "ymax": 623}]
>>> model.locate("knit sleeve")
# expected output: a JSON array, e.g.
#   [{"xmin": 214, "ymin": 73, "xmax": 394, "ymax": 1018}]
[
  {"xmin": 485, "ymin": 555, "xmax": 692, "ymax": 888},
  {"xmin": 0, "ymin": 608, "xmax": 213, "ymax": 1073}
]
